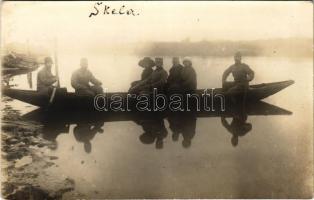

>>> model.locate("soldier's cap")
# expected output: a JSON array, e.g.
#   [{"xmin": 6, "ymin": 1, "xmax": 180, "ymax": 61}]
[
  {"xmin": 138, "ymin": 57, "xmax": 155, "ymax": 68},
  {"xmin": 44, "ymin": 57, "xmax": 53, "ymax": 64},
  {"xmin": 80, "ymin": 57, "xmax": 88, "ymax": 63},
  {"xmin": 155, "ymin": 57, "xmax": 163, "ymax": 63},
  {"xmin": 234, "ymin": 51, "xmax": 242, "ymax": 57}
]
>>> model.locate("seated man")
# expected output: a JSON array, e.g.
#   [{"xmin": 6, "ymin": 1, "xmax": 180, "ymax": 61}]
[
  {"xmin": 129, "ymin": 57, "xmax": 155, "ymax": 93},
  {"xmin": 139, "ymin": 57, "xmax": 155, "ymax": 81},
  {"xmin": 150, "ymin": 57, "xmax": 168, "ymax": 92},
  {"xmin": 181, "ymin": 58, "xmax": 197, "ymax": 93},
  {"xmin": 222, "ymin": 52, "xmax": 254, "ymax": 93},
  {"xmin": 37, "ymin": 57, "xmax": 57, "ymax": 94},
  {"xmin": 166, "ymin": 57, "xmax": 184, "ymax": 93},
  {"xmin": 130, "ymin": 57, "xmax": 168, "ymax": 94},
  {"xmin": 71, "ymin": 58, "xmax": 103, "ymax": 96}
]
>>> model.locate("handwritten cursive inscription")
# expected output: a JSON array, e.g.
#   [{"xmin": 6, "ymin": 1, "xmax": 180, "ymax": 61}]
[{"xmin": 89, "ymin": 2, "xmax": 140, "ymax": 17}]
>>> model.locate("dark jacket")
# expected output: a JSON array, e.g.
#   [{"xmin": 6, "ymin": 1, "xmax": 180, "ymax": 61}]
[
  {"xmin": 167, "ymin": 64, "xmax": 184, "ymax": 87},
  {"xmin": 141, "ymin": 67, "xmax": 154, "ymax": 80},
  {"xmin": 37, "ymin": 67, "xmax": 56, "ymax": 92},
  {"xmin": 181, "ymin": 65, "xmax": 197, "ymax": 91},
  {"xmin": 149, "ymin": 66, "xmax": 168, "ymax": 91}
]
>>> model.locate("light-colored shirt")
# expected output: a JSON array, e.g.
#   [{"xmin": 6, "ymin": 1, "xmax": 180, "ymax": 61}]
[{"xmin": 71, "ymin": 68, "xmax": 101, "ymax": 90}]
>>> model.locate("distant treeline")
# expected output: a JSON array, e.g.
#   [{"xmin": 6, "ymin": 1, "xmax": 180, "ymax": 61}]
[
  {"xmin": 3, "ymin": 38, "xmax": 312, "ymax": 58},
  {"xmin": 134, "ymin": 38, "xmax": 312, "ymax": 58}
]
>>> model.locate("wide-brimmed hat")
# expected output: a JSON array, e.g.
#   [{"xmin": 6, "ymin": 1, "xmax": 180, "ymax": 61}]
[
  {"xmin": 138, "ymin": 57, "xmax": 155, "ymax": 68},
  {"xmin": 139, "ymin": 133, "xmax": 155, "ymax": 144}
]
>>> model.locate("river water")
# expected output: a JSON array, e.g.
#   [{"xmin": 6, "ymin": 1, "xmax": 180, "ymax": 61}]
[{"xmin": 5, "ymin": 56, "xmax": 313, "ymax": 198}]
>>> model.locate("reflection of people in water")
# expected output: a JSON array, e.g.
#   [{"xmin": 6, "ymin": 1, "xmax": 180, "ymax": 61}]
[
  {"xmin": 73, "ymin": 121, "xmax": 104, "ymax": 153},
  {"xmin": 42, "ymin": 121, "xmax": 70, "ymax": 150},
  {"xmin": 221, "ymin": 112, "xmax": 252, "ymax": 147},
  {"xmin": 167, "ymin": 114, "xmax": 197, "ymax": 148},
  {"xmin": 135, "ymin": 118, "xmax": 168, "ymax": 149}
]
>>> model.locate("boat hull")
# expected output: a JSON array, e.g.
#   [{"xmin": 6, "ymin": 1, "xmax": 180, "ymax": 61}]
[{"xmin": 2, "ymin": 80, "xmax": 294, "ymax": 112}]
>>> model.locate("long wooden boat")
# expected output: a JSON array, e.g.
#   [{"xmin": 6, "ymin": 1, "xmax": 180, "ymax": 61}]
[{"xmin": 2, "ymin": 80, "xmax": 294, "ymax": 112}]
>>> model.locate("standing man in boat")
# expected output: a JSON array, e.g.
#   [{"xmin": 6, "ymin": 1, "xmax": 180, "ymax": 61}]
[
  {"xmin": 71, "ymin": 58, "xmax": 103, "ymax": 96},
  {"xmin": 181, "ymin": 57, "xmax": 197, "ymax": 93},
  {"xmin": 166, "ymin": 57, "xmax": 184, "ymax": 93},
  {"xmin": 222, "ymin": 52, "xmax": 255, "ymax": 93},
  {"xmin": 37, "ymin": 57, "xmax": 57, "ymax": 93}
]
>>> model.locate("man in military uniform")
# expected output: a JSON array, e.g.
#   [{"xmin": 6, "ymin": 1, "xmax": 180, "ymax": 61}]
[
  {"xmin": 222, "ymin": 52, "xmax": 255, "ymax": 93},
  {"xmin": 181, "ymin": 58, "xmax": 197, "ymax": 93},
  {"xmin": 129, "ymin": 57, "xmax": 155, "ymax": 93},
  {"xmin": 150, "ymin": 57, "xmax": 168, "ymax": 92},
  {"xmin": 167, "ymin": 57, "xmax": 184, "ymax": 93},
  {"xmin": 71, "ymin": 58, "xmax": 103, "ymax": 96},
  {"xmin": 37, "ymin": 57, "xmax": 57, "ymax": 94}
]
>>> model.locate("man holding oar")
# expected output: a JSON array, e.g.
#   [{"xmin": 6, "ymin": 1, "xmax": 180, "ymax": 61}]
[{"xmin": 36, "ymin": 57, "xmax": 57, "ymax": 94}]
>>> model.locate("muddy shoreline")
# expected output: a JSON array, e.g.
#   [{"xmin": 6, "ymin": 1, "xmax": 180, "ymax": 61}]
[{"xmin": 1, "ymin": 97, "xmax": 81, "ymax": 200}]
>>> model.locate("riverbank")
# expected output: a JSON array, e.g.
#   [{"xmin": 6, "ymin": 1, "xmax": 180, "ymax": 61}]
[{"xmin": 1, "ymin": 97, "xmax": 81, "ymax": 199}]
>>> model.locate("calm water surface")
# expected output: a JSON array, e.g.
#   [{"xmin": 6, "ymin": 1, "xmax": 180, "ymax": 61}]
[{"xmin": 9, "ymin": 56, "xmax": 313, "ymax": 198}]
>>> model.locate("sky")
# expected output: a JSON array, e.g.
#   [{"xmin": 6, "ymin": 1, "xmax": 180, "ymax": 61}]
[{"xmin": 1, "ymin": 1, "xmax": 313, "ymax": 52}]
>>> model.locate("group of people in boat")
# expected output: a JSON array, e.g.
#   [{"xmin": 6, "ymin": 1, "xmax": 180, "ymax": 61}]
[
  {"xmin": 36, "ymin": 52, "xmax": 255, "ymax": 97},
  {"xmin": 35, "ymin": 52, "xmax": 254, "ymax": 149},
  {"xmin": 129, "ymin": 56, "xmax": 197, "ymax": 94}
]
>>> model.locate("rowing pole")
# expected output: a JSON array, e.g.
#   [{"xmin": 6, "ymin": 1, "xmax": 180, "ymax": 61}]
[{"xmin": 49, "ymin": 38, "xmax": 60, "ymax": 104}]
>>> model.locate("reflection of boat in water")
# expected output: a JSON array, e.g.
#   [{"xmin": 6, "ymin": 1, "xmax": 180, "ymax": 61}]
[
  {"xmin": 22, "ymin": 101, "xmax": 292, "ymax": 149},
  {"xmin": 22, "ymin": 101, "xmax": 292, "ymax": 123},
  {"xmin": 3, "ymin": 80, "xmax": 294, "ymax": 111}
]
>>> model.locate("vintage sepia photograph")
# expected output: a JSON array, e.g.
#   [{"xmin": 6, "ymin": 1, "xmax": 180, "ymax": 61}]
[{"xmin": 0, "ymin": 1, "xmax": 313, "ymax": 199}]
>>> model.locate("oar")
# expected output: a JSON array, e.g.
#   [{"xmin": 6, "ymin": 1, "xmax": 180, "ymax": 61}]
[
  {"xmin": 49, "ymin": 88, "xmax": 57, "ymax": 104},
  {"xmin": 26, "ymin": 39, "xmax": 33, "ymax": 89},
  {"xmin": 27, "ymin": 72, "xmax": 32, "ymax": 88},
  {"xmin": 54, "ymin": 38, "xmax": 60, "ymax": 88},
  {"xmin": 49, "ymin": 38, "xmax": 60, "ymax": 105}
]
